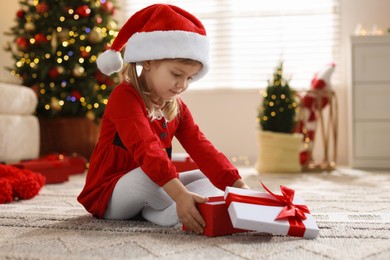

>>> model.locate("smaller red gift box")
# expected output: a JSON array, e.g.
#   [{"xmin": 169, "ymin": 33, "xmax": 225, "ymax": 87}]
[
  {"xmin": 182, "ymin": 196, "xmax": 248, "ymax": 237},
  {"xmin": 11, "ymin": 154, "xmax": 86, "ymax": 184},
  {"xmin": 171, "ymin": 153, "xmax": 198, "ymax": 172}
]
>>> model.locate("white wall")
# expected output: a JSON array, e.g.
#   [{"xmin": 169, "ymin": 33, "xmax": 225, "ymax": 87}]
[
  {"xmin": 174, "ymin": 88, "xmax": 260, "ymax": 166},
  {"xmin": 0, "ymin": 1, "xmax": 21, "ymax": 83},
  {"xmin": 175, "ymin": 0, "xmax": 390, "ymax": 167},
  {"xmin": 1, "ymin": 0, "xmax": 390, "ymax": 166}
]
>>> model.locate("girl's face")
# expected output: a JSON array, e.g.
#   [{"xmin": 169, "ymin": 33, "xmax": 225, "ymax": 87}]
[{"xmin": 141, "ymin": 59, "xmax": 202, "ymax": 102}]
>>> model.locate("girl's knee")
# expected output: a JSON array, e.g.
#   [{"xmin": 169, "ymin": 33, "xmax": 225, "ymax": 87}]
[{"xmin": 178, "ymin": 169, "xmax": 206, "ymax": 185}]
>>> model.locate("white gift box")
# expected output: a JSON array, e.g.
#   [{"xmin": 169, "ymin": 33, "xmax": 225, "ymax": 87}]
[{"xmin": 224, "ymin": 186, "xmax": 319, "ymax": 239}]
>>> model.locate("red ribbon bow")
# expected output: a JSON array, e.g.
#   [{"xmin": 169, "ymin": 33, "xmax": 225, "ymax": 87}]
[
  {"xmin": 225, "ymin": 182, "xmax": 311, "ymax": 237},
  {"xmin": 260, "ymin": 182, "xmax": 310, "ymax": 221}
]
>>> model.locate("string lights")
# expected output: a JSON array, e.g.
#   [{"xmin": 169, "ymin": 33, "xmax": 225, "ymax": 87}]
[
  {"xmin": 258, "ymin": 62, "xmax": 298, "ymax": 134},
  {"xmin": 5, "ymin": 0, "xmax": 119, "ymax": 120}
]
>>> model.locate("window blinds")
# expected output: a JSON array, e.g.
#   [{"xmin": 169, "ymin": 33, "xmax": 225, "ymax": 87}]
[{"xmin": 117, "ymin": 0, "xmax": 340, "ymax": 90}]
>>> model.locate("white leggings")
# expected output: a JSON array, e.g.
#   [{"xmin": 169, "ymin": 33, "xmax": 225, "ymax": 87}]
[{"xmin": 103, "ymin": 167, "xmax": 222, "ymax": 226}]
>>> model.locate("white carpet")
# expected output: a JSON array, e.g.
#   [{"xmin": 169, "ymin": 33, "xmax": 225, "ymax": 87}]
[{"xmin": 0, "ymin": 167, "xmax": 389, "ymax": 259}]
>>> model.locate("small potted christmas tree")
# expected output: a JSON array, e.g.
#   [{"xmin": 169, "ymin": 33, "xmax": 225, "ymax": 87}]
[{"xmin": 256, "ymin": 61, "xmax": 302, "ymax": 173}]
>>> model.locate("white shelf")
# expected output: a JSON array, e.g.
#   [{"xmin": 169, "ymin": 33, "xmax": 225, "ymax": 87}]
[{"xmin": 350, "ymin": 35, "xmax": 390, "ymax": 169}]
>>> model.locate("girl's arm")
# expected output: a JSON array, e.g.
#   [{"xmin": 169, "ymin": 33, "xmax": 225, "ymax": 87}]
[
  {"xmin": 175, "ymin": 100, "xmax": 247, "ymax": 190},
  {"xmin": 163, "ymin": 178, "xmax": 208, "ymax": 234}
]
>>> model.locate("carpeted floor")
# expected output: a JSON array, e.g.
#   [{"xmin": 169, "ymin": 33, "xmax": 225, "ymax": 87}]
[{"xmin": 0, "ymin": 167, "xmax": 389, "ymax": 260}]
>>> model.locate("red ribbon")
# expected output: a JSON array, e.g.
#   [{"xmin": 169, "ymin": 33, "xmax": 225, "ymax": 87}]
[
  {"xmin": 225, "ymin": 182, "xmax": 310, "ymax": 237},
  {"xmin": 260, "ymin": 182, "xmax": 310, "ymax": 221}
]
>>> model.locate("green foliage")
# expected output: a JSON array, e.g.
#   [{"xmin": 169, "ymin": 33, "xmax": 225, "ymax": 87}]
[
  {"xmin": 4, "ymin": 0, "xmax": 119, "ymax": 120},
  {"xmin": 258, "ymin": 61, "xmax": 297, "ymax": 133}
]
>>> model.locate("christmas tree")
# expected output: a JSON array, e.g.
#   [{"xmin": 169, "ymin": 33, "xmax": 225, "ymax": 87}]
[
  {"xmin": 4, "ymin": 0, "xmax": 119, "ymax": 120},
  {"xmin": 258, "ymin": 61, "xmax": 297, "ymax": 133}
]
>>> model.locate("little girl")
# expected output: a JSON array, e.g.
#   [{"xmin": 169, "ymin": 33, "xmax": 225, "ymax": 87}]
[{"xmin": 78, "ymin": 4, "xmax": 248, "ymax": 234}]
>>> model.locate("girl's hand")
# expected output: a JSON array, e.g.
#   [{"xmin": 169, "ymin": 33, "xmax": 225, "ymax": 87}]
[
  {"xmin": 163, "ymin": 178, "xmax": 207, "ymax": 234},
  {"xmin": 174, "ymin": 190, "xmax": 207, "ymax": 234},
  {"xmin": 232, "ymin": 179, "xmax": 250, "ymax": 189}
]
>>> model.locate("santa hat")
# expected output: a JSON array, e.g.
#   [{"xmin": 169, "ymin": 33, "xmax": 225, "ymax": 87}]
[
  {"xmin": 96, "ymin": 4, "xmax": 210, "ymax": 81},
  {"xmin": 310, "ymin": 63, "xmax": 336, "ymax": 90}
]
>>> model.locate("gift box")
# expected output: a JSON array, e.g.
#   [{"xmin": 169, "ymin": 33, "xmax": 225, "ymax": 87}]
[
  {"xmin": 171, "ymin": 153, "xmax": 198, "ymax": 172},
  {"xmin": 11, "ymin": 154, "xmax": 86, "ymax": 184},
  {"xmin": 224, "ymin": 184, "xmax": 319, "ymax": 239},
  {"xmin": 182, "ymin": 196, "xmax": 248, "ymax": 237}
]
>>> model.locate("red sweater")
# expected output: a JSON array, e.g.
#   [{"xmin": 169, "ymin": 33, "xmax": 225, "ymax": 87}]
[{"xmin": 77, "ymin": 82, "xmax": 241, "ymax": 218}]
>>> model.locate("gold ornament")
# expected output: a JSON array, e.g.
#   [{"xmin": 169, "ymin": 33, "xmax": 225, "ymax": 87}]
[
  {"xmin": 24, "ymin": 22, "xmax": 36, "ymax": 32},
  {"xmin": 106, "ymin": 20, "xmax": 117, "ymax": 30},
  {"xmin": 50, "ymin": 97, "xmax": 62, "ymax": 111},
  {"xmin": 86, "ymin": 110, "xmax": 95, "ymax": 121},
  {"xmin": 33, "ymin": 14, "xmax": 41, "ymax": 20},
  {"xmin": 73, "ymin": 64, "xmax": 85, "ymax": 77},
  {"xmin": 87, "ymin": 27, "xmax": 103, "ymax": 43},
  {"xmin": 51, "ymin": 31, "xmax": 58, "ymax": 53},
  {"xmin": 92, "ymin": 0, "xmax": 101, "ymax": 8},
  {"xmin": 58, "ymin": 29, "xmax": 70, "ymax": 41},
  {"xmin": 57, "ymin": 66, "xmax": 65, "ymax": 74}
]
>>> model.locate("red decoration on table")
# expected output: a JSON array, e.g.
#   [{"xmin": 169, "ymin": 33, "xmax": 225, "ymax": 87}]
[{"xmin": 295, "ymin": 63, "xmax": 338, "ymax": 171}]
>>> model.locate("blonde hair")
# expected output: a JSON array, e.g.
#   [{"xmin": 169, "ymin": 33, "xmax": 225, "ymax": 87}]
[
  {"xmin": 120, "ymin": 59, "xmax": 200, "ymax": 121},
  {"xmin": 119, "ymin": 62, "xmax": 178, "ymax": 121}
]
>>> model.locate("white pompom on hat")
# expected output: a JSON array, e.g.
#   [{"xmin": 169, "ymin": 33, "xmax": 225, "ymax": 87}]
[{"xmin": 96, "ymin": 4, "xmax": 210, "ymax": 81}]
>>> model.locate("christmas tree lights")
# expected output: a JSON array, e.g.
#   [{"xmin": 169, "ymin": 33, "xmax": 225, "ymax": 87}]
[
  {"xmin": 4, "ymin": 0, "xmax": 119, "ymax": 120},
  {"xmin": 258, "ymin": 61, "xmax": 298, "ymax": 133}
]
